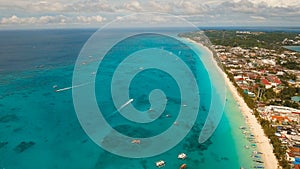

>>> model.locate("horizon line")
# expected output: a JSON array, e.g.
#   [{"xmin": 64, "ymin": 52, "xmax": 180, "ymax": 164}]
[{"xmin": 1, "ymin": 25, "xmax": 300, "ymax": 31}]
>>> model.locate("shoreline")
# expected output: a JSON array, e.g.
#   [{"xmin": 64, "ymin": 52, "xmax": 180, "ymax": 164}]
[{"xmin": 186, "ymin": 38, "xmax": 279, "ymax": 169}]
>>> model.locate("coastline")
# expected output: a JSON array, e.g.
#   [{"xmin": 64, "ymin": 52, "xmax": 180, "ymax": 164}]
[{"xmin": 186, "ymin": 38, "xmax": 279, "ymax": 169}]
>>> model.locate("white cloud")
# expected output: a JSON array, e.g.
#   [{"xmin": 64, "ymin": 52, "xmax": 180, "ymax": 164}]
[
  {"xmin": 15, "ymin": 0, "xmax": 117, "ymax": 13},
  {"xmin": 106, "ymin": 13, "xmax": 187, "ymax": 28},
  {"xmin": 71, "ymin": 0, "xmax": 116, "ymax": 13},
  {"xmin": 1, "ymin": 15, "xmax": 39, "ymax": 24},
  {"xmin": 123, "ymin": 1, "xmax": 143, "ymax": 12},
  {"xmin": 248, "ymin": 0, "xmax": 300, "ymax": 8},
  {"xmin": 0, "ymin": 15, "xmax": 106, "ymax": 25},
  {"xmin": 29, "ymin": 1, "xmax": 67, "ymax": 12},
  {"xmin": 175, "ymin": 1, "xmax": 208, "ymax": 14},
  {"xmin": 0, "ymin": 15, "xmax": 72, "ymax": 24},
  {"xmin": 250, "ymin": 15, "xmax": 266, "ymax": 20},
  {"xmin": 147, "ymin": 1, "xmax": 173, "ymax": 13},
  {"xmin": 0, "ymin": 0, "xmax": 300, "ymax": 27},
  {"xmin": 76, "ymin": 15, "xmax": 106, "ymax": 23}
]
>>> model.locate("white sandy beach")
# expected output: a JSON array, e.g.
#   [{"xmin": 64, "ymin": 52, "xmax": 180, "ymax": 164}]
[{"xmin": 187, "ymin": 38, "xmax": 279, "ymax": 169}]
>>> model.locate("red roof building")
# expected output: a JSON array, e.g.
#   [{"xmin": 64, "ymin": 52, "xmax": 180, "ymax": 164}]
[
  {"xmin": 271, "ymin": 116, "xmax": 291, "ymax": 123},
  {"xmin": 261, "ymin": 78, "xmax": 271, "ymax": 85},
  {"xmin": 289, "ymin": 147, "xmax": 300, "ymax": 157},
  {"xmin": 267, "ymin": 76, "xmax": 282, "ymax": 85}
]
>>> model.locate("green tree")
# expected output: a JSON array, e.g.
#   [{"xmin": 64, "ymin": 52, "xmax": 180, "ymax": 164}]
[
  {"xmin": 264, "ymin": 88, "xmax": 276, "ymax": 100},
  {"xmin": 280, "ymin": 87, "xmax": 296, "ymax": 99}
]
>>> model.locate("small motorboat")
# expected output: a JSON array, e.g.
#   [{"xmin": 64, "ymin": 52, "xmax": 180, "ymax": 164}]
[
  {"xmin": 180, "ymin": 164, "xmax": 187, "ymax": 169},
  {"xmin": 156, "ymin": 160, "xmax": 165, "ymax": 168},
  {"xmin": 253, "ymin": 160, "xmax": 264, "ymax": 163},
  {"xmin": 131, "ymin": 139, "xmax": 141, "ymax": 144},
  {"xmin": 253, "ymin": 151, "xmax": 263, "ymax": 154},
  {"xmin": 178, "ymin": 153, "xmax": 187, "ymax": 159}
]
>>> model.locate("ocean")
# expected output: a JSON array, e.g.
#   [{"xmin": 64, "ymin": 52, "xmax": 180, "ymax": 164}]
[
  {"xmin": 284, "ymin": 46, "xmax": 300, "ymax": 52},
  {"xmin": 200, "ymin": 26, "xmax": 300, "ymax": 32},
  {"xmin": 0, "ymin": 28, "xmax": 257, "ymax": 169}
]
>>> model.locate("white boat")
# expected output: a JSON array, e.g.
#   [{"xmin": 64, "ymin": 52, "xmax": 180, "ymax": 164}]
[
  {"xmin": 131, "ymin": 139, "xmax": 140, "ymax": 144},
  {"xmin": 155, "ymin": 160, "xmax": 165, "ymax": 167},
  {"xmin": 165, "ymin": 114, "xmax": 171, "ymax": 118},
  {"xmin": 253, "ymin": 151, "xmax": 263, "ymax": 154},
  {"xmin": 178, "ymin": 153, "xmax": 187, "ymax": 159}
]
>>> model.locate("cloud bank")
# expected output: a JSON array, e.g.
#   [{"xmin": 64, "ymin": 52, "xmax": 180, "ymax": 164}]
[
  {"xmin": 0, "ymin": 0, "xmax": 299, "ymax": 27},
  {"xmin": 1, "ymin": 15, "xmax": 105, "ymax": 25}
]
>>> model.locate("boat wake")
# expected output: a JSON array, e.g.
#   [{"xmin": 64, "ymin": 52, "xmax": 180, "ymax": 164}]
[
  {"xmin": 54, "ymin": 82, "xmax": 91, "ymax": 92},
  {"xmin": 106, "ymin": 99, "xmax": 134, "ymax": 119},
  {"xmin": 117, "ymin": 99, "xmax": 134, "ymax": 112}
]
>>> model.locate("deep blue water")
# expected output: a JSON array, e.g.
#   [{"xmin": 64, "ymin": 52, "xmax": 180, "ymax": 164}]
[
  {"xmin": 0, "ymin": 29, "xmax": 96, "ymax": 72},
  {"xmin": 200, "ymin": 26, "xmax": 300, "ymax": 32},
  {"xmin": 0, "ymin": 28, "xmax": 257, "ymax": 169}
]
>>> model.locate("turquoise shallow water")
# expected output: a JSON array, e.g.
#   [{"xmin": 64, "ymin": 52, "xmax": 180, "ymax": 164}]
[{"xmin": 0, "ymin": 29, "xmax": 257, "ymax": 169}]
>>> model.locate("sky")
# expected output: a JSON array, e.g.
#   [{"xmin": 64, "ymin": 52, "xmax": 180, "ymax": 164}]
[{"xmin": 0, "ymin": 0, "xmax": 300, "ymax": 29}]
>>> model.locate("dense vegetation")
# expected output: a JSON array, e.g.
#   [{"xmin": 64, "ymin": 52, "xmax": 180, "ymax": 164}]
[
  {"xmin": 280, "ymin": 87, "xmax": 300, "ymax": 100},
  {"xmin": 264, "ymin": 89, "xmax": 276, "ymax": 100},
  {"xmin": 259, "ymin": 118, "xmax": 290, "ymax": 169},
  {"xmin": 204, "ymin": 30, "xmax": 299, "ymax": 50},
  {"xmin": 264, "ymin": 87, "xmax": 300, "ymax": 109},
  {"xmin": 282, "ymin": 61, "xmax": 300, "ymax": 70}
]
